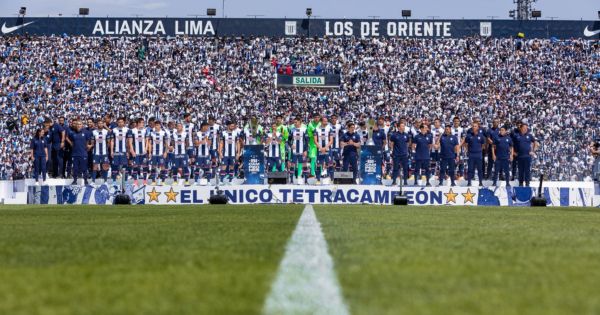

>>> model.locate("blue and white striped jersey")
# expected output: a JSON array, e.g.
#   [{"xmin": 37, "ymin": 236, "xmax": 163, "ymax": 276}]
[
  {"xmin": 111, "ymin": 127, "xmax": 129, "ymax": 154},
  {"xmin": 92, "ymin": 129, "xmax": 109, "ymax": 156},
  {"xmin": 128, "ymin": 128, "xmax": 147, "ymax": 155},
  {"xmin": 195, "ymin": 131, "xmax": 211, "ymax": 157},
  {"xmin": 221, "ymin": 130, "xmax": 240, "ymax": 157},
  {"xmin": 289, "ymin": 126, "xmax": 307, "ymax": 155},
  {"xmin": 149, "ymin": 130, "xmax": 168, "ymax": 156},
  {"xmin": 266, "ymin": 131, "xmax": 281, "ymax": 158},
  {"xmin": 171, "ymin": 131, "xmax": 188, "ymax": 155}
]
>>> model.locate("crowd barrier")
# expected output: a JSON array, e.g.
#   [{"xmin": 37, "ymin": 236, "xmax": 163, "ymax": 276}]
[{"xmin": 24, "ymin": 183, "xmax": 599, "ymax": 207}]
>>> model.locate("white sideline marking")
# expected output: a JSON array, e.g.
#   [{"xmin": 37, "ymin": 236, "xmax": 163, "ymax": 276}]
[{"xmin": 263, "ymin": 205, "xmax": 350, "ymax": 315}]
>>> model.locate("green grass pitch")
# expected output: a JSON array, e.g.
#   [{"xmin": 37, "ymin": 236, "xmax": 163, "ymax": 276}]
[{"xmin": 0, "ymin": 205, "xmax": 599, "ymax": 315}]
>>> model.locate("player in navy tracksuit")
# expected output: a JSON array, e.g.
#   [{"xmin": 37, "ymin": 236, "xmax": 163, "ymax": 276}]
[
  {"xmin": 513, "ymin": 123, "xmax": 538, "ymax": 186},
  {"xmin": 66, "ymin": 120, "xmax": 92, "ymax": 185},
  {"xmin": 30, "ymin": 129, "xmax": 49, "ymax": 184},
  {"xmin": 485, "ymin": 119, "xmax": 500, "ymax": 179},
  {"xmin": 411, "ymin": 124, "xmax": 433, "ymax": 186},
  {"xmin": 389, "ymin": 122, "xmax": 411, "ymax": 185},
  {"xmin": 464, "ymin": 122, "xmax": 486, "ymax": 186},
  {"xmin": 341, "ymin": 122, "xmax": 362, "ymax": 180},
  {"xmin": 492, "ymin": 126, "xmax": 514, "ymax": 187},
  {"xmin": 438, "ymin": 125, "xmax": 459, "ymax": 186}
]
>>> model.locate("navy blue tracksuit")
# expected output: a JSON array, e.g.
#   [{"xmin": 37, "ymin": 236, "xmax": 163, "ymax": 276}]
[
  {"xmin": 493, "ymin": 135, "xmax": 513, "ymax": 186},
  {"xmin": 439, "ymin": 133, "xmax": 459, "ymax": 185},
  {"xmin": 513, "ymin": 132, "xmax": 536, "ymax": 185},
  {"xmin": 341, "ymin": 132, "xmax": 361, "ymax": 179},
  {"xmin": 465, "ymin": 131, "xmax": 486, "ymax": 185},
  {"xmin": 413, "ymin": 132, "xmax": 432, "ymax": 185},
  {"xmin": 389, "ymin": 131, "xmax": 410, "ymax": 183},
  {"xmin": 31, "ymin": 138, "xmax": 48, "ymax": 181},
  {"xmin": 68, "ymin": 129, "xmax": 91, "ymax": 182}
]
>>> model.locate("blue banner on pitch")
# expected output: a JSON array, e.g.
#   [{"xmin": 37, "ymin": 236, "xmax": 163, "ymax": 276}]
[
  {"xmin": 360, "ymin": 145, "xmax": 382, "ymax": 185},
  {"xmin": 243, "ymin": 145, "xmax": 265, "ymax": 184}
]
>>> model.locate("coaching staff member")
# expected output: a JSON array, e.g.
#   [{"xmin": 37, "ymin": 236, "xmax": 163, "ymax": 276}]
[
  {"xmin": 66, "ymin": 119, "xmax": 92, "ymax": 185},
  {"xmin": 513, "ymin": 122, "xmax": 538, "ymax": 187}
]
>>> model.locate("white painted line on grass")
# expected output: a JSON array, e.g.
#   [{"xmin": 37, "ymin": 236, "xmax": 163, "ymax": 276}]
[{"xmin": 263, "ymin": 204, "xmax": 350, "ymax": 315}]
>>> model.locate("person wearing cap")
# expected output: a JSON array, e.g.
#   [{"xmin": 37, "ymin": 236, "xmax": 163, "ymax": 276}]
[
  {"xmin": 513, "ymin": 122, "xmax": 538, "ymax": 186},
  {"xmin": 492, "ymin": 126, "xmax": 513, "ymax": 187},
  {"xmin": 437, "ymin": 125, "xmax": 459, "ymax": 186}
]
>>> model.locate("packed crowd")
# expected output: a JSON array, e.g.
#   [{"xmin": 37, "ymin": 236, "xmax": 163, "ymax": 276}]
[{"xmin": 0, "ymin": 35, "xmax": 598, "ymax": 181}]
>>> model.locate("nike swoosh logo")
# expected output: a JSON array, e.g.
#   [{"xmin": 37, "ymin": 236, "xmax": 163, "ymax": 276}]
[
  {"xmin": 583, "ymin": 26, "xmax": 600, "ymax": 37},
  {"xmin": 1, "ymin": 21, "xmax": 35, "ymax": 34}
]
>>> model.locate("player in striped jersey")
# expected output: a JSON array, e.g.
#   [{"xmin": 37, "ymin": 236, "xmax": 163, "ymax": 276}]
[
  {"xmin": 171, "ymin": 123, "xmax": 190, "ymax": 185},
  {"xmin": 147, "ymin": 121, "xmax": 169, "ymax": 185},
  {"xmin": 183, "ymin": 113, "xmax": 196, "ymax": 158},
  {"xmin": 288, "ymin": 117, "xmax": 308, "ymax": 180},
  {"xmin": 219, "ymin": 121, "xmax": 241, "ymax": 180},
  {"xmin": 128, "ymin": 118, "xmax": 148, "ymax": 185},
  {"xmin": 430, "ymin": 118, "xmax": 444, "ymax": 177},
  {"xmin": 314, "ymin": 116, "xmax": 333, "ymax": 181},
  {"xmin": 208, "ymin": 116, "xmax": 221, "ymax": 162},
  {"xmin": 165, "ymin": 121, "xmax": 175, "ymax": 171},
  {"xmin": 193, "ymin": 122, "xmax": 212, "ymax": 184},
  {"xmin": 109, "ymin": 117, "xmax": 130, "ymax": 182},
  {"xmin": 265, "ymin": 122, "xmax": 283, "ymax": 172},
  {"xmin": 91, "ymin": 119, "xmax": 110, "ymax": 182},
  {"xmin": 451, "ymin": 116, "xmax": 466, "ymax": 179},
  {"xmin": 329, "ymin": 115, "xmax": 343, "ymax": 175}
]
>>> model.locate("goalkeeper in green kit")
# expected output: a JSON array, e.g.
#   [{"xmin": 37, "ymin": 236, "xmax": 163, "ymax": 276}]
[
  {"xmin": 275, "ymin": 115, "xmax": 289, "ymax": 171},
  {"xmin": 306, "ymin": 112, "xmax": 321, "ymax": 177}
]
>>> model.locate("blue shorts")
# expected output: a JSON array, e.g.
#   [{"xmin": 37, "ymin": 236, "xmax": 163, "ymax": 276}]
[
  {"xmin": 131, "ymin": 155, "xmax": 147, "ymax": 166},
  {"xmin": 222, "ymin": 156, "xmax": 236, "ymax": 166},
  {"xmin": 112, "ymin": 153, "xmax": 128, "ymax": 166},
  {"xmin": 330, "ymin": 148, "xmax": 341, "ymax": 161},
  {"xmin": 317, "ymin": 152, "xmax": 331, "ymax": 164},
  {"xmin": 195, "ymin": 156, "xmax": 212, "ymax": 168},
  {"xmin": 172, "ymin": 154, "xmax": 189, "ymax": 169},
  {"xmin": 151, "ymin": 156, "xmax": 165, "ymax": 167},
  {"xmin": 93, "ymin": 154, "xmax": 109, "ymax": 165},
  {"xmin": 291, "ymin": 154, "xmax": 304, "ymax": 163},
  {"xmin": 210, "ymin": 149, "xmax": 218, "ymax": 159}
]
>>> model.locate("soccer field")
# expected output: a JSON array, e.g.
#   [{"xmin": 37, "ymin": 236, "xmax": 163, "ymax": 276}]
[{"xmin": 0, "ymin": 205, "xmax": 599, "ymax": 315}]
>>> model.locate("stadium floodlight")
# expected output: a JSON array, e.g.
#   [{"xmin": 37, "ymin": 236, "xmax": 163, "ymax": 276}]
[
  {"xmin": 19, "ymin": 7, "xmax": 26, "ymax": 15},
  {"xmin": 79, "ymin": 8, "xmax": 89, "ymax": 16},
  {"xmin": 598, "ymin": 11, "xmax": 600, "ymax": 19},
  {"xmin": 402, "ymin": 10, "xmax": 412, "ymax": 18},
  {"xmin": 531, "ymin": 10, "xmax": 541, "ymax": 19},
  {"xmin": 306, "ymin": 8, "xmax": 312, "ymax": 17},
  {"xmin": 207, "ymin": 8, "xmax": 217, "ymax": 16}
]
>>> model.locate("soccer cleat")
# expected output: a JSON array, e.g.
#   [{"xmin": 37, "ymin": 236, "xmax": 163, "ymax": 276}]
[{"xmin": 184, "ymin": 181, "xmax": 190, "ymax": 186}]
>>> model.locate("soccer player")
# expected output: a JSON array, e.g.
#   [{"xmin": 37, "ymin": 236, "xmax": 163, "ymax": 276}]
[
  {"xmin": 412, "ymin": 124, "xmax": 433, "ymax": 186},
  {"xmin": 183, "ymin": 113, "xmax": 196, "ymax": 158},
  {"xmin": 275, "ymin": 115, "xmax": 289, "ymax": 171},
  {"xmin": 513, "ymin": 122, "xmax": 538, "ymax": 186},
  {"xmin": 171, "ymin": 123, "xmax": 190, "ymax": 185},
  {"xmin": 464, "ymin": 121, "xmax": 486, "ymax": 186},
  {"xmin": 430, "ymin": 118, "xmax": 443, "ymax": 175},
  {"xmin": 208, "ymin": 116, "xmax": 221, "ymax": 163},
  {"xmin": 128, "ymin": 118, "xmax": 148, "ymax": 185},
  {"xmin": 451, "ymin": 116, "xmax": 465, "ymax": 179},
  {"xmin": 437, "ymin": 125, "xmax": 460, "ymax": 186},
  {"xmin": 109, "ymin": 117, "xmax": 130, "ymax": 182},
  {"xmin": 314, "ymin": 116, "xmax": 333, "ymax": 181},
  {"xmin": 306, "ymin": 113, "xmax": 321, "ymax": 178},
  {"xmin": 289, "ymin": 117, "xmax": 308, "ymax": 180},
  {"xmin": 265, "ymin": 122, "xmax": 283, "ymax": 172},
  {"xmin": 389, "ymin": 121, "xmax": 411, "ymax": 185},
  {"xmin": 193, "ymin": 122, "xmax": 212, "ymax": 183},
  {"xmin": 219, "ymin": 121, "xmax": 241, "ymax": 180},
  {"xmin": 147, "ymin": 121, "xmax": 169, "ymax": 185},
  {"xmin": 492, "ymin": 126, "xmax": 514, "ymax": 187},
  {"xmin": 329, "ymin": 115, "xmax": 343, "ymax": 175},
  {"xmin": 30, "ymin": 128, "xmax": 49, "ymax": 185},
  {"xmin": 66, "ymin": 119, "xmax": 92, "ymax": 185},
  {"xmin": 91, "ymin": 119, "xmax": 110, "ymax": 183},
  {"xmin": 341, "ymin": 122, "xmax": 362, "ymax": 181}
]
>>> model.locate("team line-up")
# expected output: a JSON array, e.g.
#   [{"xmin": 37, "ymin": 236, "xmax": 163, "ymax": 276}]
[{"xmin": 29, "ymin": 112, "xmax": 539, "ymax": 187}]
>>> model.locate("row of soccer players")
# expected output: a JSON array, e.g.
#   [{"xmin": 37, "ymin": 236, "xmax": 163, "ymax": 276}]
[{"xmin": 32, "ymin": 114, "xmax": 538, "ymax": 186}]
